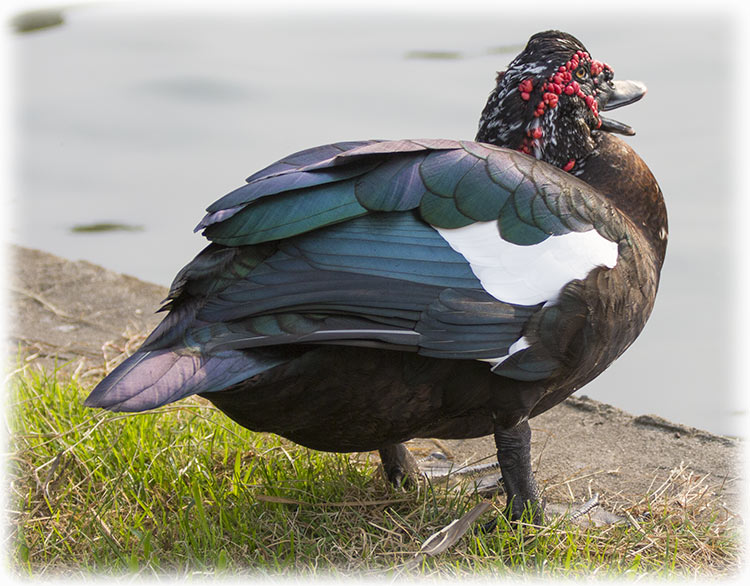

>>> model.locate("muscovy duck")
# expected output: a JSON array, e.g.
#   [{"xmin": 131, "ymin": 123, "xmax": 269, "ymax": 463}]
[{"xmin": 86, "ymin": 31, "xmax": 667, "ymax": 521}]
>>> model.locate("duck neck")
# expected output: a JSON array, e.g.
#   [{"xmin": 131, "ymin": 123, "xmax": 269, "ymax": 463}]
[{"xmin": 573, "ymin": 132, "xmax": 668, "ymax": 266}]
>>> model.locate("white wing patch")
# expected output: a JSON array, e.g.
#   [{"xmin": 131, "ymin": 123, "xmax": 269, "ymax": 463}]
[
  {"xmin": 479, "ymin": 335, "xmax": 531, "ymax": 366},
  {"xmin": 435, "ymin": 221, "xmax": 618, "ymax": 306}
]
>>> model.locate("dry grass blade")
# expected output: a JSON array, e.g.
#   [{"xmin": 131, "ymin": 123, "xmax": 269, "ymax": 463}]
[{"xmin": 99, "ymin": 328, "xmax": 149, "ymax": 374}]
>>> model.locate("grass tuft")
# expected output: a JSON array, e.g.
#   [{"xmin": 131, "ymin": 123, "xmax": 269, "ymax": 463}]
[{"xmin": 6, "ymin": 363, "xmax": 743, "ymax": 578}]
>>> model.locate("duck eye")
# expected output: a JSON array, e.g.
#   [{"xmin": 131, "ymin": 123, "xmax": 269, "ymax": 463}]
[{"xmin": 575, "ymin": 66, "xmax": 587, "ymax": 79}]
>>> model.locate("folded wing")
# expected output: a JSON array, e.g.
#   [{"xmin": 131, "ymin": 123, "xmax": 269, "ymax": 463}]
[{"xmin": 86, "ymin": 139, "xmax": 627, "ymax": 411}]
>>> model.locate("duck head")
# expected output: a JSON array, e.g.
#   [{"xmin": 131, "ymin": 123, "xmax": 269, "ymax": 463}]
[{"xmin": 476, "ymin": 30, "xmax": 647, "ymax": 174}]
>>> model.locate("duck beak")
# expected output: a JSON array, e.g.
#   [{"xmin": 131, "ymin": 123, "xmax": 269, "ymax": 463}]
[
  {"xmin": 599, "ymin": 116, "xmax": 636, "ymax": 136},
  {"xmin": 597, "ymin": 79, "xmax": 647, "ymax": 136},
  {"xmin": 601, "ymin": 80, "xmax": 647, "ymax": 111}
]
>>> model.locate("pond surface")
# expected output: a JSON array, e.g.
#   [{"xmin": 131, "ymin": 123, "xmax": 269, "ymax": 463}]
[{"xmin": 10, "ymin": 4, "xmax": 741, "ymax": 436}]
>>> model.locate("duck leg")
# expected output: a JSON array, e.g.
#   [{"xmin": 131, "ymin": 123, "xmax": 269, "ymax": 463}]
[
  {"xmin": 494, "ymin": 419, "xmax": 543, "ymax": 522},
  {"xmin": 379, "ymin": 443, "xmax": 420, "ymax": 487}
]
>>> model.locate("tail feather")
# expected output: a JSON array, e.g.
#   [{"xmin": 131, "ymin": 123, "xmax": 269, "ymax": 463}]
[{"xmin": 84, "ymin": 348, "xmax": 287, "ymax": 412}]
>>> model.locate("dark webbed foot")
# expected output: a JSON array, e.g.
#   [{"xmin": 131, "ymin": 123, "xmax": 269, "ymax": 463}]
[
  {"xmin": 379, "ymin": 443, "xmax": 420, "ymax": 488},
  {"xmin": 494, "ymin": 419, "xmax": 544, "ymax": 523}
]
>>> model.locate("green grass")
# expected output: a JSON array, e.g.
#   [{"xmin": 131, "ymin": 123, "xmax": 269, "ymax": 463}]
[{"xmin": 6, "ymin": 363, "xmax": 742, "ymax": 578}]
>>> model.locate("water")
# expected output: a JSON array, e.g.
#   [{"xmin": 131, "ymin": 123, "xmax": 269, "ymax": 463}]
[{"xmin": 9, "ymin": 4, "xmax": 740, "ymax": 436}]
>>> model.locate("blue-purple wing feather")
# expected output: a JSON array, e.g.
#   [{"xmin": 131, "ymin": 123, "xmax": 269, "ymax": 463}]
[{"xmin": 84, "ymin": 348, "xmax": 288, "ymax": 411}]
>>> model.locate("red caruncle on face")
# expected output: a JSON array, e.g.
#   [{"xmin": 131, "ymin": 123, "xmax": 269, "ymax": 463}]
[
  {"xmin": 518, "ymin": 50, "xmax": 611, "ymax": 122},
  {"xmin": 514, "ymin": 49, "xmax": 614, "ymax": 171}
]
